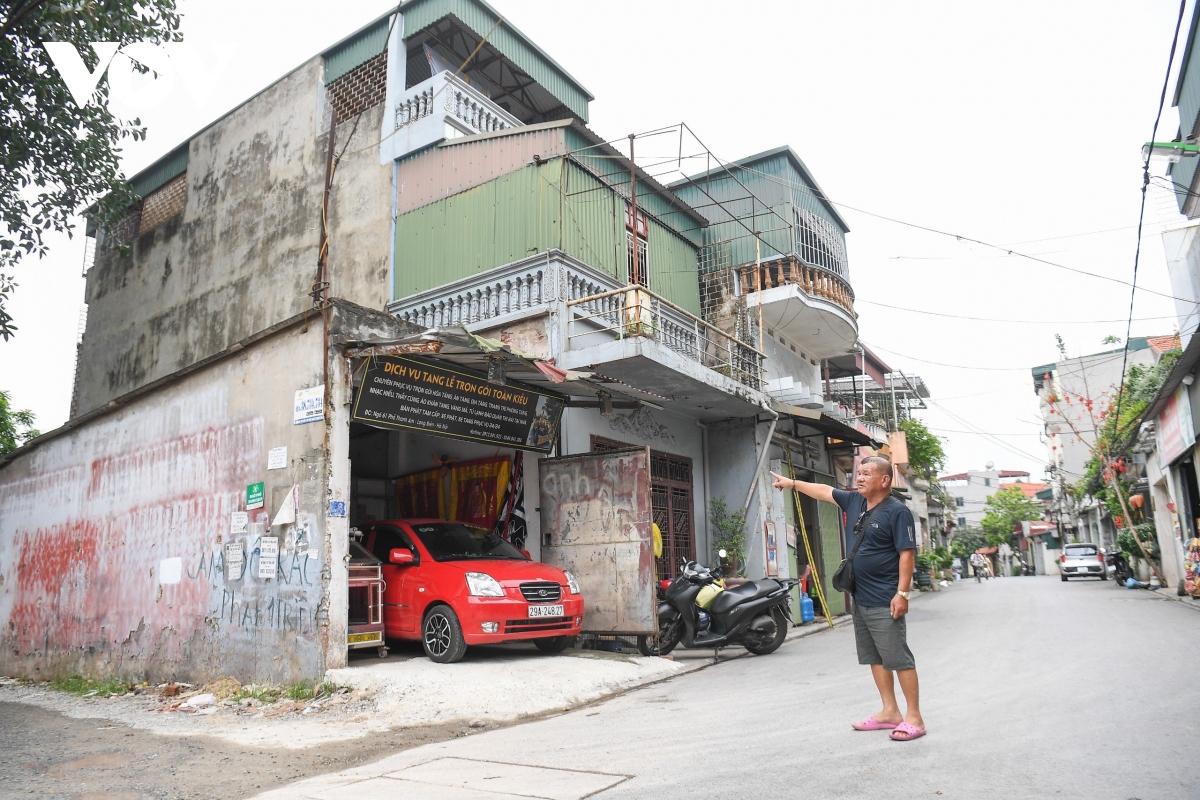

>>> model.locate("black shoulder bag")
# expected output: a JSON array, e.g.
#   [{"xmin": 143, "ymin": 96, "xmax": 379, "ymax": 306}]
[{"xmin": 831, "ymin": 499, "xmax": 891, "ymax": 595}]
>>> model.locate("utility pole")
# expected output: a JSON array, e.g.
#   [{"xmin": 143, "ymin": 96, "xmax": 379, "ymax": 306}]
[
  {"xmin": 756, "ymin": 233, "xmax": 763, "ymax": 349},
  {"xmin": 628, "ymin": 133, "xmax": 639, "ymax": 287}
]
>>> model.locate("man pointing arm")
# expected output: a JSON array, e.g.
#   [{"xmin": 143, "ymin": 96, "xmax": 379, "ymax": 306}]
[{"xmin": 768, "ymin": 456, "xmax": 926, "ymax": 741}]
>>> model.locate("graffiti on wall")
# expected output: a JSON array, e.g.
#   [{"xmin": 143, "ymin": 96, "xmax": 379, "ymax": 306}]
[{"xmin": 0, "ymin": 384, "xmax": 325, "ymax": 681}]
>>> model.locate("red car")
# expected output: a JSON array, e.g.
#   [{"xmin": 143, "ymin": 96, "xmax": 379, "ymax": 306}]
[{"xmin": 360, "ymin": 520, "xmax": 584, "ymax": 663}]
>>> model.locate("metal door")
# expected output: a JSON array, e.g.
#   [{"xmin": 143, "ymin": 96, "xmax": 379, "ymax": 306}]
[{"xmin": 538, "ymin": 447, "xmax": 656, "ymax": 635}]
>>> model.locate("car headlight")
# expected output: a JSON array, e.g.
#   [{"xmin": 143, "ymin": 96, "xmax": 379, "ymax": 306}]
[
  {"xmin": 465, "ymin": 572, "xmax": 505, "ymax": 597},
  {"xmin": 564, "ymin": 571, "xmax": 581, "ymax": 595}
]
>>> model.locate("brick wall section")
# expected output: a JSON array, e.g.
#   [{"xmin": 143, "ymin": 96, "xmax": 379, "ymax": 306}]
[
  {"xmin": 326, "ymin": 52, "xmax": 386, "ymax": 124},
  {"xmin": 104, "ymin": 204, "xmax": 142, "ymax": 250},
  {"xmin": 138, "ymin": 173, "xmax": 187, "ymax": 235}
]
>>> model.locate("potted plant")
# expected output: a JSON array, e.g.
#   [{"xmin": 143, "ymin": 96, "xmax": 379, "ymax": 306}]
[
  {"xmin": 709, "ymin": 498, "xmax": 747, "ymax": 578},
  {"xmin": 915, "ymin": 551, "xmax": 937, "ymax": 589}
]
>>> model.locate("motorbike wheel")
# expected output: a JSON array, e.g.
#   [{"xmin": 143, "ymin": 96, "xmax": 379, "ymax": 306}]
[
  {"xmin": 743, "ymin": 607, "xmax": 788, "ymax": 656},
  {"xmin": 637, "ymin": 617, "xmax": 680, "ymax": 657}
]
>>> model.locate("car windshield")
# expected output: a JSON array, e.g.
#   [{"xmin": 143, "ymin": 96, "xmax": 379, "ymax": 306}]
[
  {"xmin": 1065, "ymin": 546, "xmax": 1098, "ymax": 558},
  {"xmin": 409, "ymin": 523, "xmax": 527, "ymax": 562}
]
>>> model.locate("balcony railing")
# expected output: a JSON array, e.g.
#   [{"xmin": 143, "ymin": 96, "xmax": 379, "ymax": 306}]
[
  {"xmin": 394, "ymin": 70, "xmax": 521, "ymax": 138},
  {"xmin": 389, "ymin": 252, "xmax": 765, "ymax": 393},
  {"xmin": 567, "ymin": 286, "xmax": 764, "ymax": 391},
  {"xmin": 736, "ymin": 255, "xmax": 855, "ymax": 319}
]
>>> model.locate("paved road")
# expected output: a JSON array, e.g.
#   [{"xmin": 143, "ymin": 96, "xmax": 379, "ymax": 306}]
[{"xmin": 259, "ymin": 576, "xmax": 1200, "ymax": 800}]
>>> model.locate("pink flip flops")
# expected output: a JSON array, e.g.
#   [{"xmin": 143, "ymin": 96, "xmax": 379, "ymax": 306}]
[
  {"xmin": 889, "ymin": 722, "xmax": 927, "ymax": 741},
  {"xmin": 852, "ymin": 716, "xmax": 899, "ymax": 731}
]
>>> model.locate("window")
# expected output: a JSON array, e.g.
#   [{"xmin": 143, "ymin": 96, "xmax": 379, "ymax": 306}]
[
  {"xmin": 793, "ymin": 207, "xmax": 848, "ymax": 278},
  {"xmin": 367, "ymin": 525, "xmax": 418, "ymax": 564},
  {"xmin": 984, "ymin": 478, "xmax": 992, "ymax": 487},
  {"xmin": 958, "ymin": 517, "xmax": 966, "ymax": 527},
  {"xmin": 955, "ymin": 497, "xmax": 964, "ymax": 508},
  {"xmin": 626, "ymin": 204, "xmax": 650, "ymax": 288}
]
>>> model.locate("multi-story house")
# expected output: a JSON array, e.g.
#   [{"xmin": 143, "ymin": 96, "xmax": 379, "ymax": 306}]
[
  {"xmin": 1031, "ymin": 336, "xmax": 1179, "ymax": 550},
  {"xmin": 0, "ymin": 1, "xmax": 877, "ymax": 683}
]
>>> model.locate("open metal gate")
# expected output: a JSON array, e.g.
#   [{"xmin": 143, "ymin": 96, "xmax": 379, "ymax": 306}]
[{"xmin": 538, "ymin": 447, "xmax": 656, "ymax": 635}]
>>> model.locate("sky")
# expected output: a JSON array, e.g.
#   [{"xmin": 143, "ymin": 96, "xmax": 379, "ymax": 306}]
[{"xmin": 0, "ymin": 0, "xmax": 1194, "ymax": 480}]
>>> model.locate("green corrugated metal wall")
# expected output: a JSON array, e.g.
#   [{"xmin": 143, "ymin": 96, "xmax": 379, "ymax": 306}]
[
  {"xmin": 129, "ymin": 144, "xmax": 189, "ymax": 198},
  {"xmin": 393, "ymin": 158, "xmax": 701, "ymax": 314},
  {"xmin": 401, "ymin": 0, "xmax": 591, "ymax": 121},
  {"xmin": 670, "ymin": 151, "xmax": 848, "ymax": 266},
  {"xmin": 563, "ymin": 128, "xmax": 704, "ymax": 249},
  {"xmin": 815, "ymin": 474, "xmax": 847, "ymax": 616},
  {"xmin": 324, "ymin": 16, "xmax": 391, "ymax": 83}
]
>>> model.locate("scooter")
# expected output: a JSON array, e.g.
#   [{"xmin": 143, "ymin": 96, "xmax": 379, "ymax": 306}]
[
  {"xmin": 636, "ymin": 550, "xmax": 798, "ymax": 657},
  {"xmin": 1107, "ymin": 549, "xmax": 1131, "ymax": 584}
]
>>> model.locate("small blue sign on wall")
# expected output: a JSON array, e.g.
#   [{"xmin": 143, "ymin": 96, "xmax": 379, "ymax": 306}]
[{"xmin": 328, "ymin": 500, "xmax": 347, "ymax": 518}]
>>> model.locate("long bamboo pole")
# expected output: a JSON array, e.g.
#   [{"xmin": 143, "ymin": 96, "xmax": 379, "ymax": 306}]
[{"xmin": 786, "ymin": 446, "xmax": 835, "ymax": 628}]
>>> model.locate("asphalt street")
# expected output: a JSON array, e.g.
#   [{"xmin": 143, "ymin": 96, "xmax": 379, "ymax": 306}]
[{"xmin": 259, "ymin": 576, "xmax": 1200, "ymax": 800}]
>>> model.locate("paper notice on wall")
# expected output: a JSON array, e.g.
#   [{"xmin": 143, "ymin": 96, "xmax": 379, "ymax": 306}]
[
  {"xmin": 271, "ymin": 484, "xmax": 299, "ymax": 527},
  {"xmin": 159, "ymin": 557, "xmax": 183, "ymax": 585},
  {"xmin": 230, "ymin": 511, "xmax": 248, "ymax": 534},
  {"xmin": 268, "ymin": 446, "xmax": 288, "ymax": 470},
  {"xmin": 294, "ymin": 386, "xmax": 324, "ymax": 425},
  {"xmin": 225, "ymin": 542, "xmax": 245, "ymax": 581},
  {"xmin": 258, "ymin": 536, "xmax": 279, "ymax": 579}
]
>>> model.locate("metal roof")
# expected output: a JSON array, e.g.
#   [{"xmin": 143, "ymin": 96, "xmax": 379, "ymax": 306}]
[
  {"xmin": 399, "ymin": 0, "xmax": 592, "ymax": 121},
  {"xmin": 673, "ymin": 145, "xmax": 850, "ymax": 233}
]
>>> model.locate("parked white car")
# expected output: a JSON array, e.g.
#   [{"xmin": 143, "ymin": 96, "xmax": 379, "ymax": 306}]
[{"xmin": 1059, "ymin": 543, "xmax": 1107, "ymax": 581}]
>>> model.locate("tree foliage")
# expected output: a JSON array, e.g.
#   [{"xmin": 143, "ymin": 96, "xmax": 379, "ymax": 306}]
[
  {"xmin": 949, "ymin": 527, "xmax": 987, "ymax": 563},
  {"xmin": 0, "ymin": 0, "xmax": 181, "ymax": 339},
  {"xmin": 898, "ymin": 417, "xmax": 946, "ymax": 480},
  {"xmin": 980, "ymin": 485, "xmax": 1043, "ymax": 548},
  {"xmin": 0, "ymin": 389, "xmax": 39, "ymax": 455}
]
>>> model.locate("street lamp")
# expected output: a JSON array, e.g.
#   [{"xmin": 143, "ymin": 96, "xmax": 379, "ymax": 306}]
[{"xmin": 1142, "ymin": 141, "xmax": 1200, "ymax": 162}]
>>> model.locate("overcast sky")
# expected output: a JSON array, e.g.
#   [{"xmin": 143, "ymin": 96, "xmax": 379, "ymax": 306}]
[{"xmin": 1, "ymin": 0, "xmax": 1192, "ymax": 478}]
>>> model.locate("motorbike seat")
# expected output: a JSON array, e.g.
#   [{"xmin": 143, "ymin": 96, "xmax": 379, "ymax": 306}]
[{"xmin": 710, "ymin": 579, "xmax": 779, "ymax": 615}]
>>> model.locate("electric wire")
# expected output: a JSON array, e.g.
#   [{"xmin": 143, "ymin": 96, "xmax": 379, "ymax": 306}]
[{"xmin": 1113, "ymin": 0, "xmax": 1187, "ymax": 433}]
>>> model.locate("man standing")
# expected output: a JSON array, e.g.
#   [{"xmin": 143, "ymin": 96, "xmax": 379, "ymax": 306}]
[{"xmin": 771, "ymin": 456, "xmax": 926, "ymax": 742}]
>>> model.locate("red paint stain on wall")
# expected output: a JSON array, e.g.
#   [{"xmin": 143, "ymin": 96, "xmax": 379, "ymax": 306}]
[{"xmin": 4, "ymin": 418, "xmax": 262, "ymax": 666}]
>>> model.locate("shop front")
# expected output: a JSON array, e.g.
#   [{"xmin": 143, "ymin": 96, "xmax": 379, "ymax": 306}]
[{"xmin": 339, "ymin": 332, "xmax": 667, "ymax": 660}]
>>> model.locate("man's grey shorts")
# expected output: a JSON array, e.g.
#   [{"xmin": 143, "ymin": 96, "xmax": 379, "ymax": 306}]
[{"xmin": 853, "ymin": 602, "xmax": 916, "ymax": 671}]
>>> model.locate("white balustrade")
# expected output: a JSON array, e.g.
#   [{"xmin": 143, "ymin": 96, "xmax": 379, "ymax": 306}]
[
  {"xmin": 393, "ymin": 71, "xmax": 521, "ymax": 139},
  {"xmin": 388, "ymin": 252, "xmax": 764, "ymax": 392}
]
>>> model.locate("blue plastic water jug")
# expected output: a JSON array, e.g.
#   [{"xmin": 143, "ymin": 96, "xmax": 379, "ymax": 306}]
[{"xmin": 800, "ymin": 592, "xmax": 815, "ymax": 623}]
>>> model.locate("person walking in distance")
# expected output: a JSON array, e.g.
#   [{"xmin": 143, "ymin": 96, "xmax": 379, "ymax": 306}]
[{"xmin": 771, "ymin": 456, "xmax": 926, "ymax": 742}]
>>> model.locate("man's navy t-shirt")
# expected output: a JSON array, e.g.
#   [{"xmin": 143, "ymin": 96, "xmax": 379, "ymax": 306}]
[{"xmin": 833, "ymin": 489, "xmax": 918, "ymax": 608}]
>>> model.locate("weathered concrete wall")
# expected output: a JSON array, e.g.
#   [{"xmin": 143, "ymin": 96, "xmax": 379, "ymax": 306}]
[
  {"xmin": 76, "ymin": 58, "xmax": 393, "ymax": 416},
  {"xmin": 0, "ymin": 323, "xmax": 330, "ymax": 684}
]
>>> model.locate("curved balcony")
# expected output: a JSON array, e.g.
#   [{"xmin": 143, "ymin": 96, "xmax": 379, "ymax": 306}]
[{"xmin": 735, "ymin": 255, "xmax": 858, "ymax": 359}]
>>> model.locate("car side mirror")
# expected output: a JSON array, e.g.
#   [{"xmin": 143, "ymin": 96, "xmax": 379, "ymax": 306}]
[
  {"xmin": 389, "ymin": 549, "xmax": 414, "ymax": 566},
  {"xmin": 520, "ymin": 549, "xmax": 531, "ymax": 560}
]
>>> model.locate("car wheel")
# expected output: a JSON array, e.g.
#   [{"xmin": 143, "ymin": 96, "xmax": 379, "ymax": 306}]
[
  {"xmin": 534, "ymin": 636, "xmax": 574, "ymax": 653},
  {"xmin": 1100, "ymin": 573, "xmax": 1107, "ymax": 581},
  {"xmin": 1061, "ymin": 575, "xmax": 1068, "ymax": 582},
  {"xmin": 422, "ymin": 605, "xmax": 467, "ymax": 663}
]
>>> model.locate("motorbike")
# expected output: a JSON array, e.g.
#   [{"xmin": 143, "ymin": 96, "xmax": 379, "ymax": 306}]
[
  {"xmin": 1107, "ymin": 550, "xmax": 1130, "ymax": 584},
  {"xmin": 636, "ymin": 550, "xmax": 798, "ymax": 657}
]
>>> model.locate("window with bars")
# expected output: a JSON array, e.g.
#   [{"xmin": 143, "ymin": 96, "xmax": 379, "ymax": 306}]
[
  {"xmin": 626, "ymin": 203, "xmax": 650, "ymax": 288},
  {"xmin": 592, "ymin": 436, "xmax": 693, "ymax": 582},
  {"xmin": 793, "ymin": 207, "xmax": 848, "ymax": 278}
]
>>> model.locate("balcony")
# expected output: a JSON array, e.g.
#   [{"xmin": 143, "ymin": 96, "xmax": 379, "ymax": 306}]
[
  {"xmin": 731, "ymin": 255, "xmax": 858, "ymax": 359},
  {"xmin": 388, "ymin": 251, "xmax": 768, "ymax": 418},
  {"xmin": 383, "ymin": 70, "xmax": 523, "ymax": 160}
]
